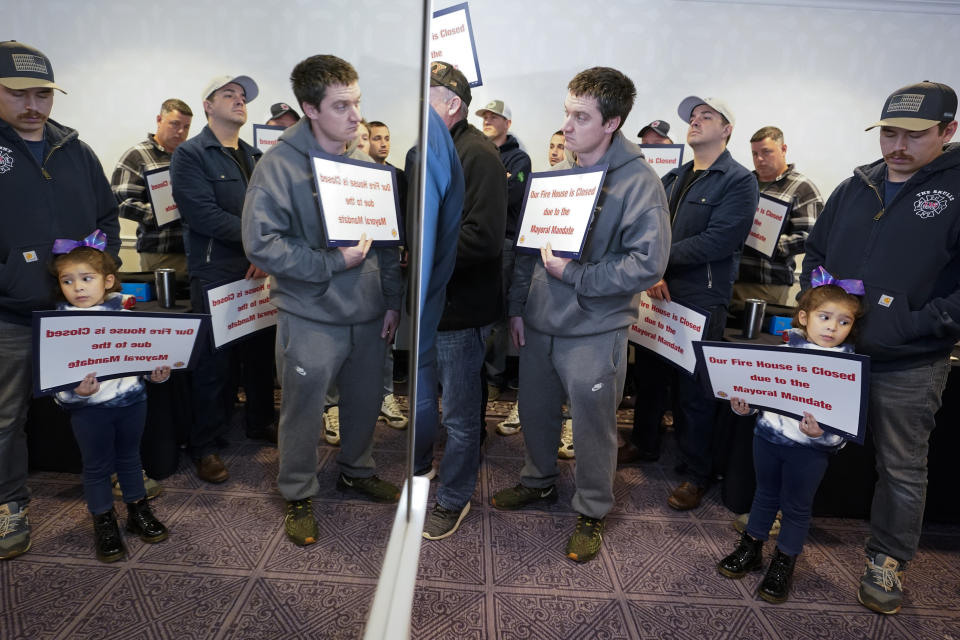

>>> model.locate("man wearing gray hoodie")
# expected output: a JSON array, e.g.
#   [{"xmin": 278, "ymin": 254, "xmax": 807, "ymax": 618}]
[
  {"xmin": 491, "ymin": 67, "xmax": 671, "ymax": 563},
  {"xmin": 242, "ymin": 55, "xmax": 403, "ymax": 548}
]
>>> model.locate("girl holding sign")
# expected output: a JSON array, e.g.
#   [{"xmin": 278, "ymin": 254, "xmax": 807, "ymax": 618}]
[
  {"xmin": 718, "ymin": 268, "xmax": 864, "ymax": 603},
  {"xmin": 50, "ymin": 231, "xmax": 170, "ymax": 563}
]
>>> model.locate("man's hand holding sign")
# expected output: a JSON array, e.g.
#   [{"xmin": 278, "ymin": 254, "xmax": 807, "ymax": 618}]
[{"xmin": 510, "ymin": 166, "xmax": 607, "ymax": 351}]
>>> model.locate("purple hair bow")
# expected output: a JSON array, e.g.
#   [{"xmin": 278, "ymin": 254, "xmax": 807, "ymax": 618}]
[
  {"xmin": 51, "ymin": 229, "xmax": 107, "ymax": 255},
  {"xmin": 810, "ymin": 266, "xmax": 865, "ymax": 296}
]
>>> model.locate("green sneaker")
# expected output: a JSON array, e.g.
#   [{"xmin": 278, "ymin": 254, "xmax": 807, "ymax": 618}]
[
  {"xmin": 858, "ymin": 552, "xmax": 905, "ymax": 614},
  {"xmin": 111, "ymin": 471, "xmax": 162, "ymax": 500},
  {"xmin": 490, "ymin": 483, "xmax": 557, "ymax": 510},
  {"xmin": 336, "ymin": 474, "xmax": 400, "ymax": 503},
  {"xmin": 0, "ymin": 501, "xmax": 31, "ymax": 560},
  {"xmin": 566, "ymin": 515, "xmax": 604, "ymax": 563},
  {"xmin": 422, "ymin": 502, "xmax": 471, "ymax": 540},
  {"xmin": 284, "ymin": 499, "xmax": 318, "ymax": 546}
]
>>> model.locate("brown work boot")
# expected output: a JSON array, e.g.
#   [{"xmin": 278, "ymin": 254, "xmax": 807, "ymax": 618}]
[
  {"xmin": 196, "ymin": 454, "xmax": 229, "ymax": 484},
  {"xmin": 667, "ymin": 481, "xmax": 705, "ymax": 510}
]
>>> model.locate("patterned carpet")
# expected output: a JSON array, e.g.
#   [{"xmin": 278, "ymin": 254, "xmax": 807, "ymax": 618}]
[{"xmin": 2, "ymin": 392, "xmax": 958, "ymax": 639}]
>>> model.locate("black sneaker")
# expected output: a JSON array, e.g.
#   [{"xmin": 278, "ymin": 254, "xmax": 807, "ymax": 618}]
[
  {"xmin": 336, "ymin": 474, "xmax": 400, "ymax": 503},
  {"xmin": 422, "ymin": 503, "xmax": 471, "ymax": 540},
  {"xmin": 566, "ymin": 515, "xmax": 604, "ymax": 563},
  {"xmin": 490, "ymin": 483, "xmax": 557, "ymax": 510}
]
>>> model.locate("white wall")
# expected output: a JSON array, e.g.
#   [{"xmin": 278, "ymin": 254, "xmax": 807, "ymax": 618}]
[
  {"xmin": 446, "ymin": 0, "xmax": 960, "ymax": 195},
  {"xmin": 6, "ymin": 0, "xmax": 423, "ymax": 177},
  {"xmin": 7, "ymin": 0, "xmax": 960, "ymax": 202}
]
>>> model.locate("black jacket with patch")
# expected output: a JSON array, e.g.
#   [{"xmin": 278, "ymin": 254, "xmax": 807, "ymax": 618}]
[{"xmin": 802, "ymin": 143, "xmax": 960, "ymax": 371}]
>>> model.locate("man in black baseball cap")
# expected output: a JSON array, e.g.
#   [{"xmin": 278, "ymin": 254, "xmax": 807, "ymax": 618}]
[
  {"xmin": 267, "ymin": 102, "xmax": 300, "ymax": 128},
  {"xmin": 430, "ymin": 60, "xmax": 472, "ymax": 107},
  {"xmin": 802, "ymin": 80, "xmax": 958, "ymax": 615},
  {"xmin": 637, "ymin": 119, "xmax": 672, "ymax": 144},
  {"xmin": 0, "ymin": 40, "xmax": 121, "ymax": 561}
]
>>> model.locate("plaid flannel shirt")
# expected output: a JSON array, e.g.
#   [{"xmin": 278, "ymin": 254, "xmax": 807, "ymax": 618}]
[
  {"xmin": 738, "ymin": 164, "xmax": 822, "ymax": 286},
  {"xmin": 110, "ymin": 134, "xmax": 184, "ymax": 254}
]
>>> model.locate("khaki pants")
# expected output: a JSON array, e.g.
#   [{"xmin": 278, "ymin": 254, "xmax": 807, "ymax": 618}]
[
  {"xmin": 139, "ymin": 252, "xmax": 187, "ymax": 274},
  {"xmin": 730, "ymin": 282, "xmax": 795, "ymax": 313}
]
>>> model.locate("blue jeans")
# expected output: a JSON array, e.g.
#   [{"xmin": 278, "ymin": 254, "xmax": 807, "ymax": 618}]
[
  {"xmin": 188, "ymin": 278, "xmax": 275, "ymax": 458},
  {"xmin": 746, "ymin": 435, "xmax": 830, "ymax": 556},
  {"xmin": 866, "ymin": 359, "xmax": 951, "ymax": 563},
  {"xmin": 0, "ymin": 319, "xmax": 32, "ymax": 506},
  {"xmin": 673, "ymin": 304, "xmax": 727, "ymax": 486},
  {"xmin": 415, "ymin": 326, "xmax": 490, "ymax": 510},
  {"xmin": 70, "ymin": 401, "xmax": 148, "ymax": 514}
]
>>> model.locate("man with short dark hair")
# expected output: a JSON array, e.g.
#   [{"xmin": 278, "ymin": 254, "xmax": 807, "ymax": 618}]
[
  {"xmin": 363, "ymin": 118, "xmax": 409, "ymax": 432},
  {"xmin": 638, "ymin": 119, "xmax": 673, "ymax": 145},
  {"xmin": 417, "ymin": 61, "xmax": 507, "ymax": 541},
  {"xmin": 620, "ymin": 95, "xmax": 758, "ymax": 513},
  {"xmin": 802, "ymin": 81, "xmax": 959, "ymax": 615},
  {"xmin": 731, "ymin": 125, "xmax": 822, "ymax": 309},
  {"xmin": 492, "ymin": 67, "xmax": 671, "ymax": 563},
  {"xmin": 367, "ymin": 120, "xmax": 391, "ymax": 165},
  {"xmin": 111, "ymin": 98, "xmax": 193, "ymax": 272},
  {"xmin": 242, "ymin": 54, "xmax": 402, "ymax": 547},
  {"xmin": 548, "ymin": 130, "xmax": 566, "ymax": 166},
  {"xmin": 266, "ymin": 102, "xmax": 299, "ymax": 128},
  {"xmin": 171, "ymin": 74, "xmax": 277, "ymax": 484},
  {"xmin": 0, "ymin": 40, "xmax": 121, "ymax": 560}
]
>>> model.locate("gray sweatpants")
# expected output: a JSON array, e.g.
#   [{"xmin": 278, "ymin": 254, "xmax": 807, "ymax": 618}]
[
  {"xmin": 275, "ymin": 312, "xmax": 386, "ymax": 501},
  {"xmin": 518, "ymin": 325, "xmax": 627, "ymax": 519}
]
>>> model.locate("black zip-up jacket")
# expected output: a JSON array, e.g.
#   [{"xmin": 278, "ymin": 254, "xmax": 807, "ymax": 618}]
[
  {"xmin": 438, "ymin": 119, "xmax": 507, "ymax": 331},
  {"xmin": 0, "ymin": 118, "xmax": 120, "ymax": 325},
  {"xmin": 802, "ymin": 143, "xmax": 960, "ymax": 371},
  {"xmin": 661, "ymin": 148, "xmax": 758, "ymax": 309},
  {"xmin": 170, "ymin": 125, "xmax": 262, "ymax": 283}
]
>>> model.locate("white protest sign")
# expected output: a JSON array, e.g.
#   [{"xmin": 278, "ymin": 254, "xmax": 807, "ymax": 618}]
[
  {"xmin": 144, "ymin": 168, "xmax": 179, "ymax": 226},
  {"xmin": 33, "ymin": 311, "xmax": 204, "ymax": 394},
  {"xmin": 745, "ymin": 194, "xmax": 791, "ymax": 258},
  {"xmin": 431, "ymin": 3, "xmax": 482, "ymax": 86},
  {"xmin": 205, "ymin": 277, "xmax": 277, "ymax": 349},
  {"xmin": 311, "ymin": 152, "xmax": 402, "ymax": 246},
  {"xmin": 639, "ymin": 144, "xmax": 685, "ymax": 179},
  {"xmin": 695, "ymin": 341, "xmax": 868, "ymax": 443},
  {"xmin": 515, "ymin": 166, "xmax": 606, "ymax": 259},
  {"xmin": 628, "ymin": 293, "xmax": 708, "ymax": 375},
  {"xmin": 253, "ymin": 124, "xmax": 284, "ymax": 153}
]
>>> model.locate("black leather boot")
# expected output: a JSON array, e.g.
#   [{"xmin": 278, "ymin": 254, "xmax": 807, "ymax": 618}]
[
  {"xmin": 126, "ymin": 499, "xmax": 168, "ymax": 543},
  {"xmin": 718, "ymin": 532, "xmax": 763, "ymax": 578},
  {"xmin": 92, "ymin": 510, "xmax": 125, "ymax": 562},
  {"xmin": 759, "ymin": 548, "xmax": 797, "ymax": 603}
]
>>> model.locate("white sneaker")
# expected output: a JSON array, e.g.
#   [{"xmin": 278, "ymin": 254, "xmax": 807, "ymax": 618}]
[
  {"xmin": 324, "ymin": 406, "xmax": 341, "ymax": 445},
  {"xmin": 558, "ymin": 417, "xmax": 575, "ymax": 459},
  {"xmin": 496, "ymin": 404, "xmax": 522, "ymax": 435},
  {"xmin": 378, "ymin": 393, "xmax": 408, "ymax": 429}
]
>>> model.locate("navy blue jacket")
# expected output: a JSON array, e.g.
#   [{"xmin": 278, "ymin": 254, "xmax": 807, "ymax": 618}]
[
  {"xmin": 498, "ymin": 134, "xmax": 531, "ymax": 240},
  {"xmin": 662, "ymin": 149, "xmax": 758, "ymax": 308},
  {"xmin": 170, "ymin": 125, "xmax": 262, "ymax": 282},
  {"xmin": 0, "ymin": 118, "xmax": 120, "ymax": 325},
  {"xmin": 803, "ymin": 143, "xmax": 960, "ymax": 372}
]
